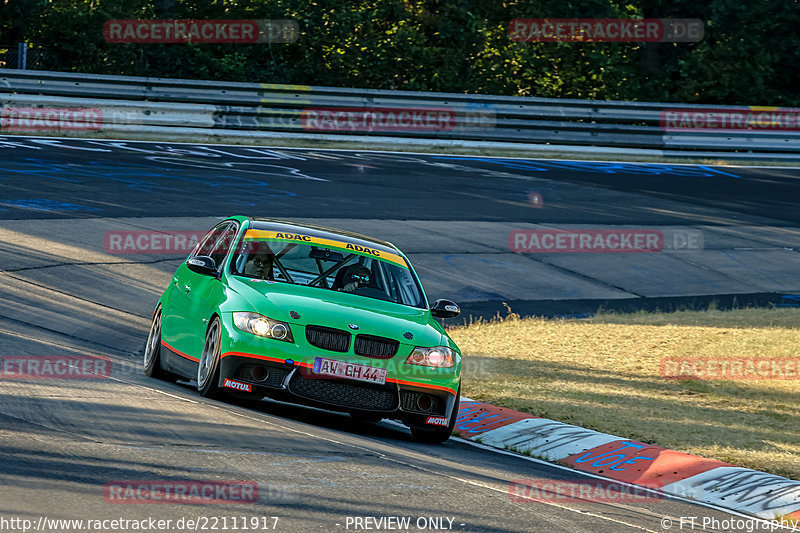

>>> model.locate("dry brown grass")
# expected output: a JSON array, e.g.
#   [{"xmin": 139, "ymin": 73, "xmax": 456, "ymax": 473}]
[{"xmin": 448, "ymin": 307, "xmax": 800, "ymax": 480}]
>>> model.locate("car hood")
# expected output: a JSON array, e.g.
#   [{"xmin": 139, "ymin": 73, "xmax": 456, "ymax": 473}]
[{"xmin": 228, "ymin": 277, "xmax": 445, "ymax": 347}]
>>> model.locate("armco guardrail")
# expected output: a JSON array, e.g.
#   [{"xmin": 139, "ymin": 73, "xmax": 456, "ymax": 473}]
[{"xmin": 2, "ymin": 69, "xmax": 800, "ymax": 159}]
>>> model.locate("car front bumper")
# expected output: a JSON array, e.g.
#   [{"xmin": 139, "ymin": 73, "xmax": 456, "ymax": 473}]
[{"xmin": 219, "ymin": 354, "xmax": 457, "ymax": 422}]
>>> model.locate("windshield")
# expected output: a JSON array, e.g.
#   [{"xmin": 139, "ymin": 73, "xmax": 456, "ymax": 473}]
[{"xmin": 230, "ymin": 229, "xmax": 425, "ymax": 308}]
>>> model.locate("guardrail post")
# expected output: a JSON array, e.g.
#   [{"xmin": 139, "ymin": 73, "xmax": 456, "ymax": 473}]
[{"xmin": 17, "ymin": 42, "xmax": 28, "ymax": 70}]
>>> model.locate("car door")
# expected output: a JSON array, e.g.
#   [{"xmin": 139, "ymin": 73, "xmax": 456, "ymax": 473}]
[
  {"xmin": 180, "ymin": 221, "xmax": 240, "ymax": 358},
  {"xmin": 161, "ymin": 222, "xmax": 232, "ymax": 361}
]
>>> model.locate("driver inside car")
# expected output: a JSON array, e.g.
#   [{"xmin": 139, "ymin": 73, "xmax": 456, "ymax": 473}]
[
  {"xmin": 247, "ymin": 253, "xmax": 274, "ymax": 280},
  {"xmin": 340, "ymin": 265, "xmax": 371, "ymax": 293}
]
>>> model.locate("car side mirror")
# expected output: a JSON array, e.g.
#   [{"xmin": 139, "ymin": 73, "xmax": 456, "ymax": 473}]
[
  {"xmin": 187, "ymin": 256, "xmax": 219, "ymax": 278},
  {"xmin": 431, "ymin": 299, "xmax": 461, "ymax": 319}
]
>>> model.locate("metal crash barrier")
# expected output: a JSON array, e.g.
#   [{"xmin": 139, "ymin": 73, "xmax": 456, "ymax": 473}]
[{"xmin": 2, "ymin": 68, "xmax": 799, "ymax": 160}]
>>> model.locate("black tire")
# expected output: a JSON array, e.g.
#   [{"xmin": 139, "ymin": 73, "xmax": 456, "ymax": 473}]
[
  {"xmin": 142, "ymin": 306, "xmax": 177, "ymax": 382},
  {"xmin": 197, "ymin": 317, "xmax": 223, "ymax": 398},
  {"xmin": 410, "ymin": 383, "xmax": 461, "ymax": 444}
]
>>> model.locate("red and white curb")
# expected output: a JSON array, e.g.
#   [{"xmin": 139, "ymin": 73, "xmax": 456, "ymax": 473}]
[{"xmin": 454, "ymin": 399, "xmax": 800, "ymax": 524}]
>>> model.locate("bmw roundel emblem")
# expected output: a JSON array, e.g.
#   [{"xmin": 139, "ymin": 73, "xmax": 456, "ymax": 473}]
[{"xmin": 348, "ymin": 324, "xmax": 359, "ymax": 330}]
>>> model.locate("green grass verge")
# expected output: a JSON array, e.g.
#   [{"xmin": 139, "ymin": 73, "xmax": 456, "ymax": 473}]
[{"xmin": 447, "ymin": 307, "xmax": 800, "ymax": 481}]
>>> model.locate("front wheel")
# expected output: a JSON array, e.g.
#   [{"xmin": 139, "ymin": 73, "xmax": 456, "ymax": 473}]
[
  {"xmin": 143, "ymin": 306, "xmax": 177, "ymax": 382},
  {"xmin": 197, "ymin": 317, "xmax": 223, "ymax": 398},
  {"xmin": 410, "ymin": 383, "xmax": 461, "ymax": 444}
]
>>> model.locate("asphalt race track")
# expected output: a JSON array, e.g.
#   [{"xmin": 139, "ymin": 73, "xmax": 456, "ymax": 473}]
[
  {"xmin": 1, "ymin": 135, "xmax": 799, "ymax": 532},
  {"xmin": 2, "ymin": 137, "xmax": 800, "ymax": 224},
  {"xmin": 2, "ymin": 136, "xmax": 800, "ymax": 319}
]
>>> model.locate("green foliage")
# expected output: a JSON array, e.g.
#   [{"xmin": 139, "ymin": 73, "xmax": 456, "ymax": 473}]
[{"xmin": 7, "ymin": 0, "xmax": 800, "ymax": 105}]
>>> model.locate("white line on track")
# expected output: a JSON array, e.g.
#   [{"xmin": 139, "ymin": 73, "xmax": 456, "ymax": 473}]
[
  {"xmin": 80, "ymin": 369, "xmax": 800, "ymax": 531},
  {"xmin": 102, "ymin": 376, "xmax": 732, "ymax": 533},
  {"xmin": 201, "ymin": 401, "xmax": 664, "ymax": 532},
  {"xmin": 9, "ymin": 347, "xmax": 793, "ymax": 531},
  {"xmin": 4, "ymin": 134, "xmax": 800, "ymax": 170},
  {"xmin": 454, "ymin": 436, "xmax": 800, "ymax": 532}
]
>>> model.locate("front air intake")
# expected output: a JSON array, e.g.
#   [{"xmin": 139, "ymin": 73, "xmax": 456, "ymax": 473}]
[{"xmin": 306, "ymin": 325, "xmax": 350, "ymax": 352}]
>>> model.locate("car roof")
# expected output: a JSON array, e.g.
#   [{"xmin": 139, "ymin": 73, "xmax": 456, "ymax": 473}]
[{"xmin": 246, "ymin": 217, "xmax": 400, "ymax": 256}]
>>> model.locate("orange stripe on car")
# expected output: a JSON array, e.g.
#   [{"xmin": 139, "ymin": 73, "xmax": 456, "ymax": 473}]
[
  {"xmin": 160, "ymin": 340, "xmax": 199, "ymax": 361},
  {"xmin": 388, "ymin": 378, "xmax": 457, "ymax": 395},
  {"xmin": 221, "ymin": 351, "xmax": 287, "ymax": 364},
  {"xmin": 218, "ymin": 351, "xmax": 456, "ymax": 394},
  {"xmin": 243, "ymin": 229, "xmax": 407, "ymax": 268}
]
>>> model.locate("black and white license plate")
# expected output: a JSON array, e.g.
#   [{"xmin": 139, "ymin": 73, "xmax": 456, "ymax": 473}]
[{"xmin": 312, "ymin": 357, "xmax": 387, "ymax": 385}]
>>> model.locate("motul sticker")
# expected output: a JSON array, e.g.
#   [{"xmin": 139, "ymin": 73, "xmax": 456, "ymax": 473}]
[
  {"xmin": 223, "ymin": 378, "xmax": 252, "ymax": 392},
  {"xmin": 426, "ymin": 416, "xmax": 449, "ymax": 426}
]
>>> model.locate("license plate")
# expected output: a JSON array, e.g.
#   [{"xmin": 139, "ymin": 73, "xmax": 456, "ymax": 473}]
[{"xmin": 312, "ymin": 357, "xmax": 387, "ymax": 385}]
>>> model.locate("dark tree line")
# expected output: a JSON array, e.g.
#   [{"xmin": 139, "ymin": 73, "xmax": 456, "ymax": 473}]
[{"xmin": 1, "ymin": 0, "xmax": 798, "ymax": 105}]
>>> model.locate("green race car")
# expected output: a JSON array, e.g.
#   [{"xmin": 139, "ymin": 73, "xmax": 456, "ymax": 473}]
[{"xmin": 143, "ymin": 216, "xmax": 463, "ymax": 443}]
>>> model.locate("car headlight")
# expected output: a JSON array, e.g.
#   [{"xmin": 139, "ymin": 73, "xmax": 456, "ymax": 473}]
[
  {"xmin": 233, "ymin": 312, "xmax": 294, "ymax": 342},
  {"xmin": 405, "ymin": 346, "xmax": 456, "ymax": 368}
]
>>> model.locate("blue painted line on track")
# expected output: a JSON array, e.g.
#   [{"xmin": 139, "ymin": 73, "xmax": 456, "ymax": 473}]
[
  {"xmin": 432, "ymin": 156, "xmax": 741, "ymax": 178},
  {"xmin": 721, "ymin": 250, "xmax": 786, "ymax": 289},
  {"xmin": 1, "ymin": 199, "xmax": 99, "ymax": 212}
]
